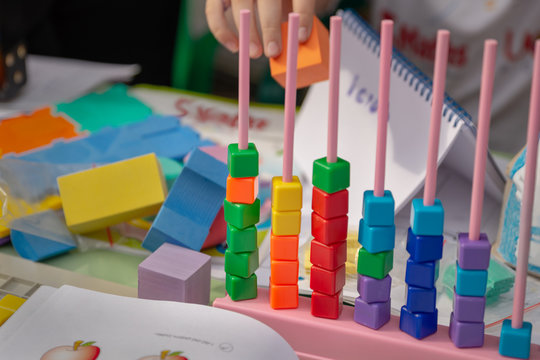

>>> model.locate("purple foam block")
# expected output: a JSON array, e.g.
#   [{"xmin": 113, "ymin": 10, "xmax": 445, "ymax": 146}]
[
  {"xmin": 138, "ymin": 242, "xmax": 211, "ymax": 305},
  {"xmin": 453, "ymin": 291, "xmax": 486, "ymax": 323},
  {"xmin": 449, "ymin": 312, "xmax": 484, "ymax": 348},
  {"xmin": 357, "ymin": 274, "xmax": 391, "ymax": 303},
  {"xmin": 353, "ymin": 297, "xmax": 390, "ymax": 330},
  {"xmin": 0, "ymin": 236, "xmax": 10, "ymax": 246},
  {"xmin": 457, "ymin": 233, "xmax": 491, "ymax": 270}
]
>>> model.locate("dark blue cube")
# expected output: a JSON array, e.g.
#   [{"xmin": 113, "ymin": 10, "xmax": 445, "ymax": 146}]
[
  {"xmin": 406, "ymin": 285, "xmax": 436, "ymax": 313},
  {"xmin": 399, "ymin": 306, "xmax": 438, "ymax": 339},
  {"xmin": 406, "ymin": 227, "xmax": 443, "ymax": 262},
  {"xmin": 405, "ymin": 258, "xmax": 437, "ymax": 289}
]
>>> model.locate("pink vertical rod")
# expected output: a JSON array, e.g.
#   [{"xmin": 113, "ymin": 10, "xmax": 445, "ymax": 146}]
[
  {"xmin": 282, "ymin": 13, "xmax": 300, "ymax": 182},
  {"xmin": 512, "ymin": 39, "xmax": 540, "ymax": 329},
  {"xmin": 423, "ymin": 30, "xmax": 450, "ymax": 206},
  {"xmin": 326, "ymin": 16, "xmax": 342, "ymax": 164},
  {"xmin": 238, "ymin": 9, "xmax": 250, "ymax": 150},
  {"xmin": 373, "ymin": 20, "xmax": 393, "ymax": 197},
  {"xmin": 468, "ymin": 40, "xmax": 498, "ymax": 241}
]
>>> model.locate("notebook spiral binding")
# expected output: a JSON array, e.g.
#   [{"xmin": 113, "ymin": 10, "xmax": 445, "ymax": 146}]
[{"xmin": 340, "ymin": 9, "xmax": 474, "ymax": 131}]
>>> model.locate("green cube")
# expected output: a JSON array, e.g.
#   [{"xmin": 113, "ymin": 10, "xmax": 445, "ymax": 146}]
[
  {"xmin": 225, "ymin": 248, "xmax": 259, "ymax": 278},
  {"xmin": 228, "ymin": 143, "xmax": 259, "ymax": 178},
  {"xmin": 357, "ymin": 248, "xmax": 393, "ymax": 279},
  {"xmin": 224, "ymin": 198, "xmax": 260, "ymax": 229},
  {"xmin": 226, "ymin": 273, "xmax": 257, "ymax": 301},
  {"xmin": 312, "ymin": 157, "xmax": 350, "ymax": 194},
  {"xmin": 227, "ymin": 224, "xmax": 258, "ymax": 253}
]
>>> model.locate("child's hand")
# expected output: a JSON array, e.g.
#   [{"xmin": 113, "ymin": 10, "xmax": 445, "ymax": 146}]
[{"xmin": 205, "ymin": 0, "xmax": 318, "ymax": 59}]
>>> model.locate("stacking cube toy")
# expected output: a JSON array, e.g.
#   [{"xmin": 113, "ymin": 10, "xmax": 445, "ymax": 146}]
[
  {"xmin": 450, "ymin": 232, "xmax": 491, "ymax": 348},
  {"xmin": 310, "ymin": 157, "xmax": 350, "ymax": 319},
  {"xmin": 271, "ymin": 176, "xmax": 302, "ymax": 309},
  {"xmin": 410, "ymin": 198, "xmax": 444, "ymax": 236},
  {"xmin": 224, "ymin": 143, "xmax": 260, "ymax": 301},
  {"xmin": 499, "ymin": 319, "xmax": 532, "ymax": 359},
  {"xmin": 400, "ymin": 306, "xmax": 438, "ymax": 340}
]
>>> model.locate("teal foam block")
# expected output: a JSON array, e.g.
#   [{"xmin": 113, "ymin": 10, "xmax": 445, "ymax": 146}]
[
  {"xmin": 499, "ymin": 319, "xmax": 532, "ymax": 359},
  {"xmin": 10, "ymin": 210, "xmax": 76, "ymax": 261},
  {"xmin": 142, "ymin": 148, "xmax": 228, "ymax": 252},
  {"xmin": 363, "ymin": 190, "xmax": 395, "ymax": 227},
  {"xmin": 157, "ymin": 157, "xmax": 183, "ymax": 190},
  {"xmin": 410, "ymin": 198, "xmax": 444, "ymax": 236}
]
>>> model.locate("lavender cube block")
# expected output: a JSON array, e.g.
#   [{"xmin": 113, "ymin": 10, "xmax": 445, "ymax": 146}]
[
  {"xmin": 458, "ymin": 233, "xmax": 491, "ymax": 270},
  {"xmin": 138, "ymin": 242, "xmax": 211, "ymax": 305},
  {"xmin": 357, "ymin": 274, "xmax": 391, "ymax": 303},
  {"xmin": 453, "ymin": 291, "xmax": 486, "ymax": 323},
  {"xmin": 353, "ymin": 297, "xmax": 390, "ymax": 330},
  {"xmin": 449, "ymin": 312, "xmax": 484, "ymax": 348}
]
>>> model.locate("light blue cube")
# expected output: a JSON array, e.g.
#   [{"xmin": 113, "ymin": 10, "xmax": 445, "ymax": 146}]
[
  {"xmin": 410, "ymin": 198, "xmax": 444, "ymax": 236},
  {"xmin": 499, "ymin": 319, "xmax": 532, "ymax": 359},
  {"xmin": 358, "ymin": 219, "xmax": 395, "ymax": 254},
  {"xmin": 363, "ymin": 190, "xmax": 395, "ymax": 227},
  {"xmin": 455, "ymin": 262, "xmax": 488, "ymax": 297}
]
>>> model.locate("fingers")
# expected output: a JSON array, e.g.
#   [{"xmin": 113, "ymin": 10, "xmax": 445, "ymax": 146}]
[
  {"xmin": 292, "ymin": 0, "xmax": 316, "ymax": 42},
  {"xmin": 231, "ymin": 0, "xmax": 263, "ymax": 58},
  {"xmin": 206, "ymin": 0, "xmax": 239, "ymax": 53},
  {"xmin": 257, "ymin": 0, "xmax": 283, "ymax": 57}
]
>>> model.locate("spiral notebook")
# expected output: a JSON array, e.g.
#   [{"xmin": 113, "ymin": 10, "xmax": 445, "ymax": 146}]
[{"xmin": 295, "ymin": 9, "xmax": 505, "ymax": 242}]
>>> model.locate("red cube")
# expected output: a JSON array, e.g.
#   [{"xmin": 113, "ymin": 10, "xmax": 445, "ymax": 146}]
[
  {"xmin": 310, "ymin": 264, "xmax": 345, "ymax": 296},
  {"xmin": 311, "ymin": 290, "xmax": 343, "ymax": 319},
  {"xmin": 311, "ymin": 212, "xmax": 348, "ymax": 245},
  {"xmin": 312, "ymin": 187, "xmax": 348, "ymax": 219},
  {"xmin": 310, "ymin": 239, "xmax": 347, "ymax": 270}
]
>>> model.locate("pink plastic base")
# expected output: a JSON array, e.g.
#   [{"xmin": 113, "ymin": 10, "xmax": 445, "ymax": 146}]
[{"xmin": 213, "ymin": 289, "xmax": 540, "ymax": 360}]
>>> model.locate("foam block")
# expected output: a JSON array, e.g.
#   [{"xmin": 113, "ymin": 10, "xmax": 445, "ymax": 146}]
[
  {"xmin": 269, "ymin": 280, "xmax": 298, "ymax": 309},
  {"xmin": 405, "ymin": 259, "xmax": 438, "ymax": 289},
  {"xmin": 310, "ymin": 239, "xmax": 347, "ymax": 271},
  {"xmin": 453, "ymin": 293, "xmax": 486, "ymax": 323},
  {"xmin": 311, "ymin": 212, "xmax": 348, "ymax": 245},
  {"xmin": 406, "ymin": 285, "xmax": 437, "ymax": 313},
  {"xmin": 224, "ymin": 199, "xmax": 261, "ymax": 229},
  {"xmin": 310, "ymin": 264, "xmax": 345, "ymax": 296},
  {"xmin": 226, "ymin": 175, "xmax": 259, "ymax": 204},
  {"xmin": 358, "ymin": 274, "xmax": 391, "ymax": 304},
  {"xmin": 499, "ymin": 319, "xmax": 532, "ymax": 359},
  {"xmin": 226, "ymin": 273, "xmax": 257, "ymax": 301},
  {"xmin": 269, "ymin": 16, "xmax": 329, "ymax": 89},
  {"xmin": 270, "ymin": 233, "xmax": 299, "ymax": 261},
  {"xmin": 271, "ymin": 209, "xmax": 301, "ymax": 236},
  {"xmin": 399, "ymin": 306, "xmax": 438, "ymax": 340},
  {"xmin": 138, "ymin": 243, "xmax": 211, "ymax": 305},
  {"xmin": 58, "ymin": 153, "xmax": 167, "ymax": 234},
  {"xmin": 357, "ymin": 248, "xmax": 393, "ymax": 280},
  {"xmin": 0, "ymin": 294, "xmax": 26, "ymax": 311},
  {"xmin": 455, "ymin": 263, "xmax": 488, "ymax": 297},
  {"xmin": 312, "ymin": 187, "xmax": 348, "ymax": 219},
  {"xmin": 410, "ymin": 198, "xmax": 444, "ymax": 236},
  {"xmin": 225, "ymin": 248, "xmax": 259, "ymax": 278},
  {"xmin": 272, "ymin": 176, "xmax": 302, "ymax": 212},
  {"xmin": 457, "ymin": 233, "xmax": 491, "ymax": 270},
  {"xmin": 226, "ymin": 224, "xmax": 257, "ymax": 253},
  {"xmin": 354, "ymin": 297, "xmax": 391, "ymax": 330},
  {"xmin": 449, "ymin": 312, "xmax": 485, "ymax": 348},
  {"xmin": 228, "ymin": 143, "xmax": 259, "ymax": 178},
  {"xmin": 312, "ymin": 157, "xmax": 350, "ymax": 194},
  {"xmin": 363, "ymin": 190, "xmax": 395, "ymax": 227},
  {"xmin": 271, "ymin": 260, "xmax": 299, "ymax": 285},
  {"xmin": 358, "ymin": 219, "xmax": 395, "ymax": 254},
  {"xmin": 406, "ymin": 227, "xmax": 444, "ymax": 262},
  {"xmin": 311, "ymin": 290, "xmax": 343, "ymax": 319},
  {"xmin": 0, "ymin": 308, "xmax": 14, "ymax": 326}
]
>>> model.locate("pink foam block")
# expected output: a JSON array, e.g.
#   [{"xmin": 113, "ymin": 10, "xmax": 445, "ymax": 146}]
[{"xmin": 213, "ymin": 288, "xmax": 540, "ymax": 360}]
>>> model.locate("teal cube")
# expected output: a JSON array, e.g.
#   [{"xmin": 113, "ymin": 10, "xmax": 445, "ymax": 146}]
[
  {"xmin": 410, "ymin": 198, "xmax": 444, "ymax": 236},
  {"xmin": 499, "ymin": 319, "xmax": 532, "ymax": 359},
  {"xmin": 358, "ymin": 219, "xmax": 395, "ymax": 253},
  {"xmin": 455, "ymin": 262, "xmax": 488, "ymax": 297},
  {"xmin": 227, "ymin": 224, "xmax": 257, "ymax": 253},
  {"xmin": 312, "ymin": 157, "xmax": 350, "ymax": 194},
  {"xmin": 363, "ymin": 190, "xmax": 395, "ymax": 227},
  {"xmin": 226, "ymin": 273, "xmax": 257, "ymax": 301},
  {"xmin": 224, "ymin": 199, "xmax": 260, "ymax": 229},
  {"xmin": 357, "ymin": 248, "xmax": 393, "ymax": 279},
  {"xmin": 225, "ymin": 248, "xmax": 259, "ymax": 278},
  {"xmin": 228, "ymin": 143, "xmax": 259, "ymax": 178}
]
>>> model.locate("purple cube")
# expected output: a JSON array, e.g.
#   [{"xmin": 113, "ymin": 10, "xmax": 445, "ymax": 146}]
[
  {"xmin": 357, "ymin": 274, "xmax": 391, "ymax": 303},
  {"xmin": 353, "ymin": 297, "xmax": 390, "ymax": 330},
  {"xmin": 453, "ymin": 291, "xmax": 486, "ymax": 323},
  {"xmin": 458, "ymin": 233, "xmax": 491, "ymax": 270},
  {"xmin": 449, "ymin": 312, "xmax": 484, "ymax": 348},
  {"xmin": 138, "ymin": 243, "xmax": 211, "ymax": 305}
]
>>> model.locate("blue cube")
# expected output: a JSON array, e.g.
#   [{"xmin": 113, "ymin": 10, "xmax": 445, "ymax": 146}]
[
  {"xmin": 358, "ymin": 219, "xmax": 395, "ymax": 254},
  {"xmin": 405, "ymin": 259, "xmax": 437, "ymax": 289},
  {"xmin": 406, "ymin": 227, "xmax": 443, "ymax": 262},
  {"xmin": 455, "ymin": 262, "xmax": 488, "ymax": 297},
  {"xmin": 399, "ymin": 306, "xmax": 438, "ymax": 340},
  {"xmin": 410, "ymin": 198, "xmax": 444, "ymax": 236},
  {"xmin": 499, "ymin": 319, "xmax": 532, "ymax": 359},
  {"xmin": 406, "ymin": 285, "xmax": 436, "ymax": 313},
  {"xmin": 363, "ymin": 190, "xmax": 395, "ymax": 227}
]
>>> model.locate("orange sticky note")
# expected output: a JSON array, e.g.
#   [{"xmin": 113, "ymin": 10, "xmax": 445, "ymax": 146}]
[{"xmin": 270, "ymin": 16, "xmax": 330, "ymax": 89}]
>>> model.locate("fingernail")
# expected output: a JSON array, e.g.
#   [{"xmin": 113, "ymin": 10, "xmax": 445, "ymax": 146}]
[
  {"xmin": 249, "ymin": 42, "xmax": 259, "ymax": 57},
  {"xmin": 266, "ymin": 41, "xmax": 279, "ymax": 57},
  {"xmin": 299, "ymin": 27, "xmax": 308, "ymax": 42},
  {"xmin": 226, "ymin": 41, "xmax": 238, "ymax": 53}
]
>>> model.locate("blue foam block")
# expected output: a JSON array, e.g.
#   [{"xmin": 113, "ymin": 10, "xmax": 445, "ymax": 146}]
[
  {"xmin": 410, "ymin": 198, "xmax": 444, "ymax": 236},
  {"xmin": 406, "ymin": 285, "xmax": 437, "ymax": 313},
  {"xmin": 455, "ymin": 262, "xmax": 488, "ymax": 297},
  {"xmin": 399, "ymin": 306, "xmax": 438, "ymax": 340},
  {"xmin": 405, "ymin": 259, "xmax": 437, "ymax": 289},
  {"xmin": 406, "ymin": 227, "xmax": 444, "ymax": 262},
  {"xmin": 362, "ymin": 190, "xmax": 395, "ymax": 227},
  {"xmin": 358, "ymin": 219, "xmax": 395, "ymax": 254},
  {"xmin": 499, "ymin": 319, "xmax": 532, "ymax": 359},
  {"xmin": 142, "ymin": 148, "xmax": 228, "ymax": 252}
]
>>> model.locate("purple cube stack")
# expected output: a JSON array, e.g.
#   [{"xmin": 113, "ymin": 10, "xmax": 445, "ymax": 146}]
[{"xmin": 449, "ymin": 233, "xmax": 491, "ymax": 348}]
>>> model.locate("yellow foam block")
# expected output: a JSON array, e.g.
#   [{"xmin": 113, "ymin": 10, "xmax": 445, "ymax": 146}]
[
  {"xmin": 0, "ymin": 294, "xmax": 26, "ymax": 311},
  {"xmin": 272, "ymin": 176, "xmax": 302, "ymax": 212},
  {"xmin": 271, "ymin": 209, "xmax": 301, "ymax": 236},
  {"xmin": 58, "ymin": 153, "xmax": 167, "ymax": 234},
  {"xmin": 0, "ymin": 308, "xmax": 14, "ymax": 326}
]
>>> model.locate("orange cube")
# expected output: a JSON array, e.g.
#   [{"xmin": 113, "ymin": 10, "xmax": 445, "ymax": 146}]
[
  {"xmin": 271, "ymin": 259, "xmax": 299, "ymax": 285},
  {"xmin": 270, "ymin": 233, "xmax": 299, "ymax": 261},
  {"xmin": 226, "ymin": 175, "xmax": 258, "ymax": 204},
  {"xmin": 269, "ymin": 16, "xmax": 329, "ymax": 89},
  {"xmin": 269, "ymin": 279, "xmax": 298, "ymax": 309}
]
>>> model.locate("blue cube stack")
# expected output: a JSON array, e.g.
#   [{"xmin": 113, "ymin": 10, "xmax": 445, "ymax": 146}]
[{"xmin": 399, "ymin": 198, "xmax": 444, "ymax": 339}]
